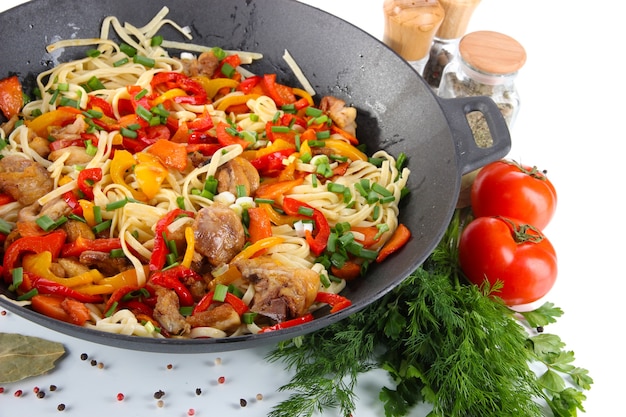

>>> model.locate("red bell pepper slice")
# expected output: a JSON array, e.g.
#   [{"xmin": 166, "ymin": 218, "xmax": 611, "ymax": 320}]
[
  {"xmin": 193, "ymin": 291, "xmax": 249, "ymax": 316},
  {"xmin": 29, "ymin": 274, "xmax": 104, "ymax": 304},
  {"xmin": 2, "ymin": 230, "xmax": 67, "ymax": 282},
  {"xmin": 103, "ymin": 285, "xmax": 140, "ymax": 315},
  {"xmin": 87, "ymin": 95, "xmax": 115, "ymax": 118},
  {"xmin": 250, "ymin": 148, "xmax": 296, "ymax": 177},
  {"xmin": 0, "ymin": 192, "xmax": 15, "ymax": 206},
  {"xmin": 262, "ymin": 74, "xmax": 296, "ymax": 107},
  {"xmin": 149, "ymin": 209, "xmax": 195, "ymax": 271},
  {"xmin": 62, "ymin": 191, "xmax": 83, "ymax": 216},
  {"xmin": 60, "ymin": 236, "xmax": 122, "ymax": 257},
  {"xmin": 282, "ymin": 197, "xmax": 330, "ymax": 256},
  {"xmin": 237, "ymin": 75, "xmax": 262, "ymax": 94},
  {"xmin": 151, "ymin": 72, "xmax": 207, "ymax": 105},
  {"xmin": 77, "ymin": 167, "xmax": 102, "ymax": 200},
  {"xmin": 185, "ymin": 143, "xmax": 221, "ymax": 156},
  {"xmin": 258, "ymin": 313, "xmax": 314, "ymax": 333},
  {"xmin": 149, "ymin": 265, "xmax": 201, "ymax": 306},
  {"xmin": 315, "ymin": 291, "xmax": 352, "ymax": 313},
  {"xmin": 216, "ymin": 54, "xmax": 242, "ymax": 78},
  {"xmin": 215, "ymin": 122, "xmax": 251, "ymax": 150}
]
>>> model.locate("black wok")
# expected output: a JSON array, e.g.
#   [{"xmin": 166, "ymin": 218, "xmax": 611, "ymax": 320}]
[{"xmin": 0, "ymin": 0, "xmax": 510, "ymax": 353}]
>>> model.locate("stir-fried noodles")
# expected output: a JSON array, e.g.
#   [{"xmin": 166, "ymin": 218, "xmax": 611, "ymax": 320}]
[{"xmin": 0, "ymin": 7, "xmax": 410, "ymax": 339}]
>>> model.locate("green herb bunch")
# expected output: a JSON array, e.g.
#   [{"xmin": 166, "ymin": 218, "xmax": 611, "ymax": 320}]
[{"xmin": 267, "ymin": 209, "xmax": 593, "ymax": 417}]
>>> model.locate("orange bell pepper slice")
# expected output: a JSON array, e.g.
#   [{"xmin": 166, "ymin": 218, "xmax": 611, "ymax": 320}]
[
  {"xmin": 376, "ymin": 223, "xmax": 411, "ymax": 263},
  {"xmin": 247, "ymin": 206, "xmax": 273, "ymax": 243},
  {"xmin": 26, "ymin": 107, "xmax": 82, "ymax": 137},
  {"xmin": 147, "ymin": 139, "xmax": 188, "ymax": 171},
  {"xmin": 0, "ymin": 75, "xmax": 23, "ymax": 119}
]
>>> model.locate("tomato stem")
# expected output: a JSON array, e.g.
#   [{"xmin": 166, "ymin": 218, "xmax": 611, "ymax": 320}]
[{"xmin": 500, "ymin": 217, "xmax": 544, "ymax": 244}]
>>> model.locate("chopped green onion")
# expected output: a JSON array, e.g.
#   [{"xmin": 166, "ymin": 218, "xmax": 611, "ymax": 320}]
[
  {"xmin": 106, "ymin": 198, "xmax": 128, "ymax": 211},
  {"xmin": 84, "ymin": 109, "xmax": 103, "ymax": 119},
  {"xmin": 297, "ymin": 206, "xmax": 314, "ymax": 217},
  {"xmin": 136, "ymin": 105, "xmax": 152, "ymax": 122},
  {"xmin": 179, "ymin": 306, "xmax": 193, "ymax": 316},
  {"xmin": 305, "ymin": 107, "xmax": 323, "ymax": 118},
  {"xmin": 320, "ymin": 273, "xmax": 331, "ymax": 288},
  {"xmin": 225, "ymin": 126, "xmax": 240, "ymax": 137},
  {"xmin": 17, "ymin": 288, "xmax": 38, "ymax": 301},
  {"xmin": 0, "ymin": 218, "xmax": 14, "ymax": 235},
  {"xmin": 254, "ymin": 198, "xmax": 275, "ymax": 205},
  {"xmin": 241, "ymin": 131, "xmax": 257, "ymax": 143},
  {"xmin": 105, "ymin": 301, "xmax": 118, "ymax": 317},
  {"xmin": 380, "ymin": 195, "xmax": 396, "ymax": 204},
  {"xmin": 327, "ymin": 232, "xmax": 338, "ymax": 252},
  {"xmin": 228, "ymin": 284, "xmax": 244, "ymax": 298},
  {"xmin": 271, "ymin": 125, "xmax": 291, "ymax": 133},
  {"xmin": 176, "ymin": 196, "xmax": 186, "ymax": 210},
  {"xmin": 121, "ymin": 127, "xmax": 138, "ymax": 138},
  {"xmin": 86, "ymin": 49, "xmax": 101, "ymax": 58},
  {"xmin": 281, "ymin": 104, "xmax": 296, "ymax": 113},
  {"xmin": 335, "ymin": 222, "xmax": 351, "ymax": 235},
  {"xmin": 48, "ymin": 89, "xmax": 60, "ymax": 105},
  {"xmin": 36, "ymin": 214, "xmax": 58, "ymax": 231},
  {"xmin": 134, "ymin": 88, "xmax": 149, "ymax": 100},
  {"xmin": 113, "ymin": 57, "xmax": 130, "ymax": 67},
  {"xmin": 327, "ymin": 182, "xmax": 346, "ymax": 193},
  {"xmin": 166, "ymin": 252, "xmax": 177, "ymax": 266},
  {"xmin": 92, "ymin": 219, "xmax": 112, "ymax": 234},
  {"xmin": 236, "ymin": 184, "xmax": 247, "ymax": 198},
  {"xmin": 369, "ymin": 157, "xmax": 385, "ymax": 167},
  {"xmin": 68, "ymin": 213, "xmax": 86, "ymax": 223},
  {"xmin": 242, "ymin": 311, "xmax": 258, "ymax": 324},
  {"xmin": 372, "ymin": 205, "xmax": 380, "ymax": 221},
  {"xmin": 85, "ymin": 140, "xmax": 98, "ymax": 156},
  {"xmin": 93, "ymin": 205, "xmax": 103, "ymax": 223},
  {"xmin": 57, "ymin": 83, "xmax": 69, "ymax": 92},
  {"xmin": 11, "ymin": 267, "xmax": 23, "ymax": 291},
  {"xmin": 375, "ymin": 223, "xmax": 390, "ymax": 239},
  {"xmin": 204, "ymin": 176, "xmax": 218, "ymax": 194},
  {"xmin": 109, "ymin": 248, "xmax": 126, "ymax": 258},
  {"xmin": 308, "ymin": 140, "xmax": 325, "ymax": 147},
  {"xmin": 213, "ymin": 284, "xmax": 229, "ymax": 303},
  {"xmin": 372, "ymin": 182, "xmax": 392, "ymax": 197},
  {"xmin": 59, "ymin": 97, "xmax": 79, "ymax": 108},
  {"xmin": 151, "ymin": 103, "xmax": 170, "ymax": 117},
  {"xmin": 221, "ymin": 62, "xmax": 236, "ymax": 78},
  {"xmin": 212, "ymin": 47, "xmax": 227, "ymax": 60},
  {"xmin": 366, "ymin": 190, "xmax": 380, "ymax": 204},
  {"xmin": 119, "ymin": 43, "xmax": 137, "ymax": 57},
  {"xmin": 133, "ymin": 55, "xmax": 155, "ymax": 68},
  {"xmin": 151, "ymin": 35, "xmax": 163, "ymax": 46},
  {"xmin": 249, "ymin": 113, "xmax": 259, "ymax": 122},
  {"xmin": 316, "ymin": 130, "xmax": 331, "ymax": 140},
  {"xmin": 396, "ymin": 152, "xmax": 407, "ymax": 170}
]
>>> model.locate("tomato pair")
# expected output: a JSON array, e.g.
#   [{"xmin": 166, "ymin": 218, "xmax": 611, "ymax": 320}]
[{"xmin": 458, "ymin": 160, "xmax": 558, "ymax": 306}]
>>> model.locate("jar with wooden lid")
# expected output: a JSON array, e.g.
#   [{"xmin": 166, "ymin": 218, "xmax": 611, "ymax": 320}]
[
  {"xmin": 438, "ymin": 30, "xmax": 526, "ymax": 138},
  {"xmin": 382, "ymin": 0, "xmax": 445, "ymax": 75},
  {"xmin": 422, "ymin": 0, "xmax": 481, "ymax": 90}
]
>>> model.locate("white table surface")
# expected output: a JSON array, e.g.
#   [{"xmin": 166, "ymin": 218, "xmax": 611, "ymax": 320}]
[{"xmin": 0, "ymin": 0, "xmax": 622, "ymax": 416}]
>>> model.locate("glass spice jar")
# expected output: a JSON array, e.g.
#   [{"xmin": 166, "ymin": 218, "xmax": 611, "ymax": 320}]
[{"xmin": 437, "ymin": 30, "xmax": 526, "ymax": 146}]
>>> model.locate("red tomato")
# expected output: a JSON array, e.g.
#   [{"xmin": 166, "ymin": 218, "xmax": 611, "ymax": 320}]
[
  {"xmin": 458, "ymin": 216, "xmax": 557, "ymax": 306},
  {"xmin": 471, "ymin": 160, "xmax": 557, "ymax": 230}
]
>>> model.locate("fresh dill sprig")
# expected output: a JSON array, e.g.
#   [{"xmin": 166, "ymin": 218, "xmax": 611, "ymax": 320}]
[{"xmin": 267, "ymin": 209, "xmax": 592, "ymax": 417}]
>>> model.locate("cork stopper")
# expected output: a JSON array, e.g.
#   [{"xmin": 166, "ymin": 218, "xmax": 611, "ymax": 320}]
[
  {"xmin": 436, "ymin": 0, "xmax": 481, "ymax": 40},
  {"xmin": 459, "ymin": 31, "xmax": 526, "ymax": 75},
  {"xmin": 383, "ymin": 0, "xmax": 445, "ymax": 61}
]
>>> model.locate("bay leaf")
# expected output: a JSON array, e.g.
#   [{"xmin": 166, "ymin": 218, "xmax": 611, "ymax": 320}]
[{"xmin": 0, "ymin": 332, "xmax": 65, "ymax": 383}]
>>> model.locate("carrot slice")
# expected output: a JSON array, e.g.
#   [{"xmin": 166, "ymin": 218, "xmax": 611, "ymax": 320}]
[{"xmin": 376, "ymin": 223, "xmax": 411, "ymax": 263}]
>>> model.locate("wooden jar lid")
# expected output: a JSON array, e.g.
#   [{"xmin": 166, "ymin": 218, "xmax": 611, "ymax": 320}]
[{"xmin": 459, "ymin": 30, "xmax": 526, "ymax": 75}]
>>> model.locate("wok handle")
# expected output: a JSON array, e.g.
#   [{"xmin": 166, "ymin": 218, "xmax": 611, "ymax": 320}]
[{"xmin": 438, "ymin": 96, "xmax": 512, "ymax": 175}]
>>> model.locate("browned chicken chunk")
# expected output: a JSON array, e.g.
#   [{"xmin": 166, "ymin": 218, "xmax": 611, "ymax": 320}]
[
  {"xmin": 215, "ymin": 157, "xmax": 260, "ymax": 196},
  {"xmin": 0, "ymin": 155, "xmax": 53, "ymax": 205},
  {"xmin": 192, "ymin": 205, "xmax": 246, "ymax": 267},
  {"xmin": 319, "ymin": 96, "xmax": 357, "ymax": 136},
  {"xmin": 152, "ymin": 286, "xmax": 190, "ymax": 335},
  {"xmin": 186, "ymin": 303, "xmax": 241, "ymax": 333},
  {"xmin": 181, "ymin": 50, "xmax": 220, "ymax": 78},
  {"xmin": 234, "ymin": 256, "xmax": 320, "ymax": 322}
]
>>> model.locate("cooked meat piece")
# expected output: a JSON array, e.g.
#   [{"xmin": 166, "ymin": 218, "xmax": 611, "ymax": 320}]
[
  {"xmin": 234, "ymin": 256, "xmax": 320, "ymax": 322},
  {"xmin": 49, "ymin": 145, "xmax": 93, "ymax": 165},
  {"xmin": 79, "ymin": 250, "xmax": 131, "ymax": 276},
  {"xmin": 57, "ymin": 258, "xmax": 91, "ymax": 277},
  {"xmin": 49, "ymin": 115, "xmax": 87, "ymax": 141},
  {"xmin": 215, "ymin": 157, "xmax": 260, "ymax": 196},
  {"xmin": 152, "ymin": 286, "xmax": 190, "ymax": 335},
  {"xmin": 29, "ymin": 136, "xmax": 51, "ymax": 158},
  {"xmin": 319, "ymin": 96, "xmax": 357, "ymax": 136},
  {"xmin": 180, "ymin": 50, "xmax": 220, "ymax": 78},
  {"xmin": 62, "ymin": 219, "xmax": 96, "ymax": 242},
  {"xmin": 0, "ymin": 155, "xmax": 53, "ymax": 205},
  {"xmin": 192, "ymin": 205, "xmax": 245, "ymax": 267},
  {"xmin": 186, "ymin": 303, "xmax": 241, "ymax": 333},
  {"xmin": 17, "ymin": 197, "xmax": 71, "ymax": 226},
  {"xmin": 1, "ymin": 114, "xmax": 19, "ymax": 136}
]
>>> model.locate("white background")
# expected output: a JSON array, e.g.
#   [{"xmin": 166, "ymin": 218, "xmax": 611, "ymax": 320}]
[{"xmin": 0, "ymin": 0, "xmax": 622, "ymax": 416}]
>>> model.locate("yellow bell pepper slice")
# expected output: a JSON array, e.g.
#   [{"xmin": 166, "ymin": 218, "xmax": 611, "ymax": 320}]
[
  {"xmin": 151, "ymin": 88, "xmax": 187, "ymax": 106},
  {"xmin": 134, "ymin": 153, "xmax": 168, "ymax": 200},
  {"xmin": 72, "ymin": 284, "xmax": 115, "ymax": 295},
  {"xmin": 193, "ymin": 76, "xmax": 240, "ymax": 99},
  {"xmin": 215, "ymin": 93, "xmax": 259, "ymax": 112},
  {"xmin": 323, "ymin": 139, "xmax": 367, "ymax": 161},
  {"xmin": 230, "ymin": 236, "xmax": 285, "ymax": 263},
  {"xmin": 22, "ymin": 252, "xmax": 104, "ymax": 287},
  {"xmin": 78, "ymin": 199, "xmax": 97, "ymax": 227},
  {"xmin": 95, "ymin": 266, "xmax": 149, "ymax": 290},
  {"xmin": 26, "ymin": 107, "xmax": 82, "ymax": 137},
  {"xmin": 110, "ymin": 149, "xmax": 146, "ymax": 201},
  {"xmin": 255, "ymin": 138, "xmax": 295, "ymax": 159},
  {"xmin": 181, "ymin": 226, "xmax": 195, "ymax": 268}
]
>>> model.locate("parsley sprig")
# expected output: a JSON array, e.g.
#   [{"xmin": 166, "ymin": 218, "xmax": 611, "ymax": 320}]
[{"xmin": 267, "ymin": 209, "xmax": 592, "ymax": 417}]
